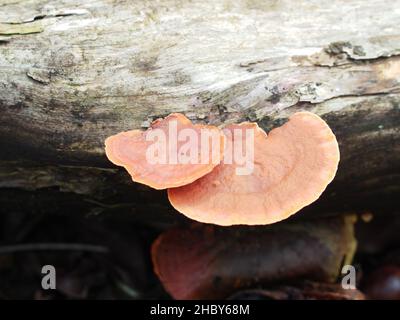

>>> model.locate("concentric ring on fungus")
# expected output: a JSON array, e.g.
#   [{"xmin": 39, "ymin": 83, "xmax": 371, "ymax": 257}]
[
  {"xmin": 168, "ymin": 112, "xmax": 340, "ymax": 225},
  {"xmin": 105, "ymin": 113, "xmax": 225, "ymax": 190}
]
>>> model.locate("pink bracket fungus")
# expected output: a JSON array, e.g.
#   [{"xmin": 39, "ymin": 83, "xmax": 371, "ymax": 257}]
[
  {"xmin": 105, "ymin": 113, "xmax": 225, "ymax": 190},
  {"xmin": 168, "ymin": 112, "xmax": 340, "ymax": 226}
]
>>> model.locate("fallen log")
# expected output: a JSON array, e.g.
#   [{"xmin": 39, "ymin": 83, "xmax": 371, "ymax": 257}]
[{"xmin": 0, "ymin": 0, "xmax": 399, "ymax": 221}]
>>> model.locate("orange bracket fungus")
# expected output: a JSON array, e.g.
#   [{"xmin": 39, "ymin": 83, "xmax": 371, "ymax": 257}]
[
  {"xmin": 152, "ymin": 217, "xmax": 356, "ymax": 299},
  {"xmin": 168, "ymin": 112, "xmax": 340, "ymax": 226},
  {"xmin": 105, "ymin": 113, "xmax": 224, "ymax": 189}
]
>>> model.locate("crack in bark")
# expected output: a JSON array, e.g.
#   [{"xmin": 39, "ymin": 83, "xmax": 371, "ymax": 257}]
[
  {"xmin": 311, "ymin": 90, "xmax": 400, "ymax": 105},
  {"xmin": 1, "ymin": 11, "xmax": 89, "ymax": 25}
]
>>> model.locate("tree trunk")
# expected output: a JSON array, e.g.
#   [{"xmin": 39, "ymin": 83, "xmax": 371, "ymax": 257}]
[{"xmin": 0, "ymin": 0, "xmax": 399, "ymax": 224}]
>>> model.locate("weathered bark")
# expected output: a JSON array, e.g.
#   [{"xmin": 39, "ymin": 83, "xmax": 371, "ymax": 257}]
[{"xmin": 0, "ymin": 0, "xmax": 399, "ymax": 221}]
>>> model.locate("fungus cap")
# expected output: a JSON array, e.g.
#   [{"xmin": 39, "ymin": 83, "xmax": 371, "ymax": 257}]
[
  {"xmin": 168, "ymin": 111, "xmax": 340, "ymax": 225},
  {"xmin": 105, "ymin": 113, "xmax": 224, "ymax": 189}
]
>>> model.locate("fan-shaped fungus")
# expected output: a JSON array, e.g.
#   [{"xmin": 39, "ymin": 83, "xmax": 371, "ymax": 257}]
[
  {"xmin": 168, "ymin": 112, "xmax": 340, "ymax": 225},
  {"xmin": 105, "ymin": 113, "xmax": 224, "ymax": 189},
  {"xmin": 152, "ymin": 217, "xmax": 356, "ymax": 299}
]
